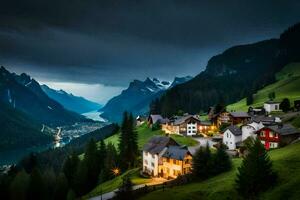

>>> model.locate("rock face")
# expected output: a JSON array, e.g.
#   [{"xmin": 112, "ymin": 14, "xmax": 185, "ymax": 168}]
[
  {"xmin": 0, "ymin": 66, "xmax": 86, "ymax": 126},
  {"xmin": 41, "ymin": 84, "xmax": 101, "ymax": 114},
  {"xmin": 100, "ymin": 76, "xmax": 192, "ymax": 122}
]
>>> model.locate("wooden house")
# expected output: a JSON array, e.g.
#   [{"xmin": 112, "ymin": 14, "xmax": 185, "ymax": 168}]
[{"xmin": 256, "ymin": 124, "xmax": 300, "ymax": 150}]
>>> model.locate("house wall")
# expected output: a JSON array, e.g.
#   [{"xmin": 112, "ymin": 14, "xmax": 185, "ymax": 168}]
[
  {"xmin": 162, "ymin": 124, "xmax": 180, "ymax": 134},
  {"xmin": 264, "ymin": 103, "xmax": 280, "ymax": 113},
  {"xmin": 257, "ymin": 128, "xmax": 280, "ymax": 150},
  {"xmin": 158, "ymin": 154, "xmax": 192, "ymax": 179},
  {"xmin": 143, "ymin": 151, "xmax": 159, "ymax": 176},
  {"xmin": 223, "ymin": 130, "xmax": 242, "ymax": 150}
]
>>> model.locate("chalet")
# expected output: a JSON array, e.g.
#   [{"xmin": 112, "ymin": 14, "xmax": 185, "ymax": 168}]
[
  {"xmin": 256, "ymin": 124, "xmax": 300, "ymax": 150},
  {"xmin": 250, "ymin": 115, "xmax": 281, "ymax": 126},
  {"xmin": 212, "ymin": 111, "xmax": 250, "ymax": 127},
  {"xmin": 142, "ymin": 136, "xmax": 192, "ymax": 178},
  {"xmin": 159, "ymin": 146, "xmax": 192, "ymax": 178},
  {"xmin": 264, "ymin": 101, "xmax": 281, "ymax": 113},
  {"xmin": 147, "ymin": 114, "xmax": 169, "ymax": 127},
  {"xmin": 241, "ymin": 121, "xmax": 264, "ymax": 141},
  {"xmin": 161, "ymin": 115, "xmax": 214, "ymax": 136},
  {"xmin": 222, "ymin": 125, "xmax": 242, "ymax": 150}
]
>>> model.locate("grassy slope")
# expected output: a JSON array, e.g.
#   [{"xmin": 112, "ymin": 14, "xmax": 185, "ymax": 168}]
[
  {"xmin": 140, "ymin": 142, "xmax": 300, "ymax": 200},
  {"xmin": 84, "ymin": 168, "xmax": 151, "ymax": 199},
  {"xmin": 83, "ymin": 124, "xmax": 198, "ymax": 197},
  {"xmin": 228, "ymin": 63, "xmax": 300, "ymax": 111},
  {"xmin": 103, "ymin": 123, "xmax": 198, "ymax": 149}
]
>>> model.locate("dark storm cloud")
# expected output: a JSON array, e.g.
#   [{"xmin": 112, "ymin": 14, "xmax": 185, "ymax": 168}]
[{"xmin": 0, "ymin": 0, "xmax": 300, "ymax": 86}]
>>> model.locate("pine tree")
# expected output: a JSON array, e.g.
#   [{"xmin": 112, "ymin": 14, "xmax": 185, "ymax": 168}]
[
  {"xmin": 54, "ymin": 173, "xmax": 69, "ymax": 200},
  {"xmin": 128, "ymin": 113, "xmax": 138, "ymax": 168},
  {"xmin": 192, "ymin": 143, "xmax": 213, "ymax": 179},
  {"xmin": 84, "ymin": 139, "xmax": 102, "ymax": 191},
  {"xmin": 280, "ymin": 98, "xmax": 290, "ymax": 112},
  {"xmin": 27, "ymin": 168, "xmax": 45, "ymax": 200},
  {"xmin": 236, "ymin": 138, "xmax": 277, "ymax": 198},
  {"xmin": 9, "ymin": 170, "xmax": 30, "ymax": 200},
  {"xmin": 119, "ymin": 112, "xmax": 138, "ymax": 170},
  {"xmin": 63, "ymin": 151, "xmax": 79, "ymax": 188},
  {"xmin": 101, "ymin": 142, "xmax": 118, "ymax": 182},
  {"xmin": 212, "ymin": 144, "xmax": 232, "ymax": 175}
]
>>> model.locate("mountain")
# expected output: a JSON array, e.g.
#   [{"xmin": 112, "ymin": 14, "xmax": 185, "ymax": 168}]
[
  {"xmin": 0, "ymin": 67, "xmax": 87, "ymax": 126},
  {"xmin": 156, "ymin": 24, "xmax": 300, "ymax": 117},
  {"xmin": 100, "ymin": 76, "xmax": 192, "ymax": 122},
  {"xmin": 41, "ymin": 85, "xmax": 101, "ymax": 114},
  {"xmin": 0, "ymin": 101, "xmax": 53, "ymax": 151},
  {"xmin": 155, "ymin": 23, "xmax": 300, "ymax": 117},
  {"xmin": 228, "ymin": 62, "xmax": 300, "ymax": 111}
]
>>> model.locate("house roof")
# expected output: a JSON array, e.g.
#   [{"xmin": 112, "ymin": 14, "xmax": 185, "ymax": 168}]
[
  {"xmin": 173, "ymin": 115, "xmax": 200, "ymax": 125},
  {"xmin": 143, "ymin": 136, "xmax": 178, "ymax": 154},
  {"xmin": 162, "ymin": 146, "xmax": 190, "ymax": 160},
  {"xmin": 225, "ymin": 125, "xmax": 242, "ymax": 136},
  {"xmin": 260, "ymin": 124, "xmax": 300, "ymax": 136},
  {"xmin": 264, "ymin": 101, "xmax": 280, "ymax": 104},
  {"xmin": 250, "ymin": 115, "xmax": 277, "ymax": 124},
  {"xmin": 229, "ymin": 112, "xmax": 250, "ymax": 118},
  {"xmin": 149, "ymin": 114, "xmax": 163, "ymax": 124}
]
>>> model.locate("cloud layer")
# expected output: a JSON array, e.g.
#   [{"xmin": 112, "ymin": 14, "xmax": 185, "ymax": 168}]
[{"xmin": 1, "ymin": 0, "xmax": 300, "ymax": 87}]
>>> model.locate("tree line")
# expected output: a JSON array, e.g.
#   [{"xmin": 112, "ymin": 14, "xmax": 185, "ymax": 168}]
[{"xmin": 0, "ymin": 111, "xmax": 139, "ymax": 200}]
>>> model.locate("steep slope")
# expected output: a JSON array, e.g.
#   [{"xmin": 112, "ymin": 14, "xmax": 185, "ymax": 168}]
[
  {"xmin": 140, "ymin": 142, "xmax": 300, "ymax": 200},
  {"xmin": 0, "ymin": 101, "xmax": 52, "ymax": 151},
  {"xmin": 100, "ymin": 76, "xmax": 191, "ymax": 122},
  {"xmin": 158, "ymin": 39, "xmax": 280, "ymax": 116},
  {"xmin": 0, "ymin": 66, "xmax": 86, "ymax": 126},
  {"xmin": 156, "ymin": 23, "xmax": 300, "ymax": 117},
  {"xmin": 228, "ymin": 62, "xmax": 300, "ymax": 111},
  {"xmin": 41, "ymin": 85, "xmax": 101, "ymax": 114}
]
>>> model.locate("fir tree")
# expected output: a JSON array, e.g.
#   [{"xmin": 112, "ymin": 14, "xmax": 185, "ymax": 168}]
[
  {"xmin": 54, "ymin": 173, "xmax": 69, "ymax": 200},
  {"xmin": 9, "ymin": 170, "xmax": 30, "ymax": 200},
  {"xmin": 236, "ymin": 138, "xmax": 277, "ymax": 198},
  {"xmin": 63, "ymin": 151, "xmax": 79, "ymax": 188},
  {"xmin": 27, "ymin": 168, "xmax": 45, "ymax": 200},
  {"xmin": 119, "ymin": 112, "xmax": 138, "ymax": 170},
  {"xmin": 192, "ymin": 143, "xmax": 213, "ymax": 179},
  {"xmin": 212, "ymin": 144, "xmax": 232, "ymax": 175},
  {"xmin": 84, "ymin": 139, "xmax": 102, "ymax": 191},
  {"xmin": 280, "ymin": 98, "xmax": 290, "ymax": 112}
]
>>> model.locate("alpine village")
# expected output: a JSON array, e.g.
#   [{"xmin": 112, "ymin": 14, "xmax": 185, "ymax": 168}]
[{"xmin": 1, "ymin": 3, "xmax": 300, "ymax": 200}]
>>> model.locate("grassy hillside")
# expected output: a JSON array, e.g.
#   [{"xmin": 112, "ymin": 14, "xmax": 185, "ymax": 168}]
[
  {"xmin": 103, "ymin": 123, "xmax": 198, "ymax": 149},
  {"xmin": 228, "ymin": 63, "xmax": 300, "ymax": 111},
  {"xmin": 139, "ymin": 142, "xmax": 300, "ymax": 200},
  {"xmin": 84, "ymin": 168, "xmax": 151, "ymax": 199}
]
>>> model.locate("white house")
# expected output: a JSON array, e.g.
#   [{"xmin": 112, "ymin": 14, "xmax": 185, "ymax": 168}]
[
  {"xmin": 241, "ymin": 121, "xmax": 264, "ymax": 141},
  {"xmin": 264, "ymin": 101, "xmax": 281, "ymax": 113},
  {"xmin": 223, "ymin": 125, "xmax": 242, "ymax": 150},
  {"xmin": 142, "ymin": 136, "xmax": 178, "ymax": 176}
]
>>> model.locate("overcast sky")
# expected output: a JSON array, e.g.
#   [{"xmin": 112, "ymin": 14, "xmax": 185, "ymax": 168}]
[{"xmin": 1, "ymin": 0, "xmax": 300, "ymax": 104}]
